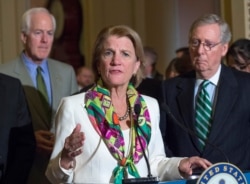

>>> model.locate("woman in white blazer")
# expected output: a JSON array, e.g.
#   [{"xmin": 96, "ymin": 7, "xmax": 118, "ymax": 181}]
[{"xmin": 46, "ymin": 25, "xmax": 211, "ymax": 184}]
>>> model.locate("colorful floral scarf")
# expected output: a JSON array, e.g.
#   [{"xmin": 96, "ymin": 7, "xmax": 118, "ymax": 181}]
[{"xmin": 85, "ymin": 83, "xmax": 151, "ymax": 184}]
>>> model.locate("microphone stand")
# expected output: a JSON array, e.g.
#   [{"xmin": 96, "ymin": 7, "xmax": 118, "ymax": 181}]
[{"xmin": 122, "ymin": 105, "xmax": 159, "ymax": 184}]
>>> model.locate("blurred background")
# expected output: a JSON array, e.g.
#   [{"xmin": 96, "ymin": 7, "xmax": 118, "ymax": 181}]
[{"xmin": 0, "ymin": 0, "xmax": 249, "ymax": 75}]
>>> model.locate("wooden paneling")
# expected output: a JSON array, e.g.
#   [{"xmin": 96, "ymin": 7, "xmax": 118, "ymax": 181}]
[
  {"xmin": 1, "ymin": 0, "xmax": 248, "ymax": 74},
  {"xmin": 230, "ymin": 0, "xmax": 250, "ymax": 41},
  {"xmin": 245, "ymin": 0, "xmax": 250, "ymax": 38},
  {"xmin": 0, "ymin": 1, "xmax": 27, "ymax": 63}
]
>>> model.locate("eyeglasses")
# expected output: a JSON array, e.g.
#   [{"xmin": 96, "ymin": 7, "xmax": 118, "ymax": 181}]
[{"xmin": 190, "ymin": 39, "xmax": 221, "ymax": 51}]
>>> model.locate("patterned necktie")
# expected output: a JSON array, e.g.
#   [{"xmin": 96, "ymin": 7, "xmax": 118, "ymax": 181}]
[
  {"xmin": 36, "ymin": 66, "xmax": 48, "ymax": 102},
  {"xmin": 195, "ymin": 80, "xmax": 212, "ymax": 150}
]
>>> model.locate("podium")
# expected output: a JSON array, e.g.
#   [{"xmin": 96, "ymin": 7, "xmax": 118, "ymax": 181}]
[{"xmin": 160, "ymin": 171, "xmax": 250, "ymax": 184}]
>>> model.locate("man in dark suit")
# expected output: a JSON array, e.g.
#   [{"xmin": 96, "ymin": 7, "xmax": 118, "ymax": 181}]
[
  {"xmin": 163, "ymin": 13, "xmax": 250, "ymax": 171},
  {"xmin": 0, "ymin": 74, "xmax": 36, "ymax": 184}
]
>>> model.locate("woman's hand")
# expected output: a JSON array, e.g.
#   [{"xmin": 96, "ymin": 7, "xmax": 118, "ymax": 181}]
[
  {"xmin": 60, "ymin": 123, "xmax": 85, "ymax": 169},
  {"xmin": 178, "ymin": 156, "xmax": 212, "ymax": 178}
]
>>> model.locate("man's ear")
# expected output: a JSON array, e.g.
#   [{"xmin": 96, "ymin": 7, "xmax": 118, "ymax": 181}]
[
  {"xmin": 221, "ymin": 43, "xmax": 229, "ymax": 57},
  {"xmin": 21, "ymin": 32, "xmax": 27, "ymax": 44}
]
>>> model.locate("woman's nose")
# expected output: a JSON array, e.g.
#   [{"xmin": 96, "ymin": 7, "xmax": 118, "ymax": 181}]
[{"xmin": 111, "ymin": 53, "xmax": 121, "ymax": 65}]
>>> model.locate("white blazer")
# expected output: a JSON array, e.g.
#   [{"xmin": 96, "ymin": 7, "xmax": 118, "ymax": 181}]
[{"xmin": 46, "ymin": 93, "xmax": 183, "ymax": 184}]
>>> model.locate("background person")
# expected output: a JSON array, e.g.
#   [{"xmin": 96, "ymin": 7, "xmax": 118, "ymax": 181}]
[
  {"xmin": 163, "ymin": 13, "xmax": 250, "ymax": 171},
  {"xmin": 143, "ymin": 46, "xmax": 163, "ymax": 80},
  {"xmin": 175, "ymin": 47, "xmax": 190, "ymax": 58},
  {"xmin": 46, "ymin": 25, "xmax": 211, "ymax": 184},
  {"xmin": 0, "ymin": 7, "xmax": 78, "ymax": 184},
  {"xmin": 137, "ymin": 46, "xmax": 167, "ymax": 143},
  {"xmin": 0, "ymin": 74, "xmax": 36, "ymax": 184},
  {"xmin": 76, "ymin": 66, "xmax": 95, "ymax": 92},
  {"xmin": 226, "ymin": 38, "xmax": 250, "ymax": 73},
  {"xmin": 165, "ymin": 55, "xmax": 193, "ymax": 80}
]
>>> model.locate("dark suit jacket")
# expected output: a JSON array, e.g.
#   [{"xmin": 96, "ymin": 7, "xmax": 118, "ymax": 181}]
[
  {"xmin": 0, "ymin": 74, "xmax": 36, "ymax": 184},
  {"xmin": 163, "ymin": 64, "xmax": 250, "ymax": 171},
  {"xmin": 137, "ymin": 78, "xmax": 163, "ymax": 102}
]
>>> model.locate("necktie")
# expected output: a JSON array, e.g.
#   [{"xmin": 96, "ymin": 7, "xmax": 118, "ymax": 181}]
[
  {"xmin": 195, "ymin": 80, "xmax": 212, "ymax": 150},
  {"xmin": 36, "ymin": 66, "xmax": 48, "ymax": 102}
]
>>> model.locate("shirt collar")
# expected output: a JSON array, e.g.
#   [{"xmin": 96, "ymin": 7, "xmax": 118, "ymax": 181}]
[
  {"xmin": 21, "ymin": 52, "xmax": 48, "ymax": 72},
  {"xmin": 196, "ymin": 64, "xmax": 221, "ymax": 86}
]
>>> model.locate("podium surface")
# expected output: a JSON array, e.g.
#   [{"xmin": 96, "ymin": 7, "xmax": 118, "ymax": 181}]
[
  {"xmin": 160, "ymin": 171, "xmax": 250, "ymax": 183},
  {"xmin": 62, "ymin": 171, "xmax": 250, "ymax": 183}
]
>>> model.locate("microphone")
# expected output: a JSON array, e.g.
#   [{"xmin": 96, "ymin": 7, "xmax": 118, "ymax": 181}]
[
  {"xmin": 134, "ymin": 104, "xmax": 153, "ymax": 178},
  {"xmin": 134, "ymin": 104, "xmax": 141, "ymax": 117},
  {"xmin": 122, "ymin": 104, "xmax": 159, "ymax": 184},
  {"xmin": 161, "ymin": 103, "xmax": 230, "ymax": 165}
]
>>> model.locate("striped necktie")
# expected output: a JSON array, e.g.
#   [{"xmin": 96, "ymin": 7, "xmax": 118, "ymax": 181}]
[{"xmin": 195, "ymin": 80, "xmax": 212, "ymax": 150}]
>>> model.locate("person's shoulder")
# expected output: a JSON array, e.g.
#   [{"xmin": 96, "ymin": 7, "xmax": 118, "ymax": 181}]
[
  {"xmin": 137, "ymin": 78, "xmax": 161, "ymax": 90},
  {"xmin": 0, "ymin": 73, "xmax": 20, "ymax": 84},
  {"xmin": 164, "ymin": 70, "xmax": 195, "ymax": 85},
  {"xmin": 72, "ymin": 84, "xmax": 95, "ymax": 95},
  {"xmin": 222, "ymin": 65, "xmax": 250, "ymax": 82},
  {"xmin": 62, "ymin": 92, "xmax": 86, "ymax": 103},
  {"xmin": 47, "ymin": 58, "xmax": 74, "ymax": 69},
  {"xmin": 0, "ymin": 57, "xmax": 20, "ymax": 68},
  {"xmin": 0, "ymin": 74, "xmax": 22, "ymax": 92},
  {"xmin": 142, "ymin": 78, "xmax": 162, "ymax": 84},
  {"xmin": 231, "ymin": 67, "xmax": 250, "ymax": 78},
  {"xmin": 141, "ymin": 95, "xmax": 160, "ymax": 119},
  {"xmin": 141, "ymin": 94, "xmax": 158, "ymax": 105}
]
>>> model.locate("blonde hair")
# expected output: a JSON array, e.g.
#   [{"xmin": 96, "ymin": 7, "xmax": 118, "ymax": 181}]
[{"xmin": 92, "ymin": 25, "xmax": 145, "ymax": 87}]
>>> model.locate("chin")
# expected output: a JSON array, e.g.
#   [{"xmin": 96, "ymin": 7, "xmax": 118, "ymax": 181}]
[
  {"xmin": 108, "ymin": 83, "xmax": 127, "ymax": 88},
  {"xmin": 195, "ymin": 63, "xmax": 207, "ymax": 70},
  {"xmin": 38, "ymin": 54, "xmax": 49, "ymax": 60}
]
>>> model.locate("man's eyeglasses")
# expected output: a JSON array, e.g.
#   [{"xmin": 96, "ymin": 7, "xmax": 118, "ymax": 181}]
[{"xmin": 190, "ymin": 39, "xmax": 221, "ymax": 51}]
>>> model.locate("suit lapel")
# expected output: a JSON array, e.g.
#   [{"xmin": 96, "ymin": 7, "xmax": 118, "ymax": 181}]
[
  {"xmin": 176, "ymin": 74, "xmax": 200, "ymax": 149},
  {"xmin": 208, "ymin": 66, "xmax": 238, "ymax": 142},
  {"xmin": 177, "ymin": 78, "xmax": 195, "ymax": 128},
  {"xmin": 16, "ymin": 56, "xmax": 51, "ymax": 129},
  {"xmin": 47, "ymin": 59, "xmax": 63, "ymax": 111},
  {"xmin": 13, "ymin": 56, "xmax": 34, "ymax": 85}
]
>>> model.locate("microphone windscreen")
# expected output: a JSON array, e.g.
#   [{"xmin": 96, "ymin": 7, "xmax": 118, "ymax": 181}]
[{"xmin": 134, "ymin": 104, "xmax": 141, "ymax": 115}]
